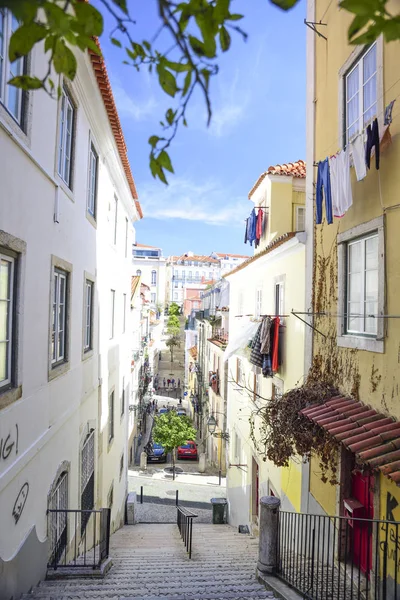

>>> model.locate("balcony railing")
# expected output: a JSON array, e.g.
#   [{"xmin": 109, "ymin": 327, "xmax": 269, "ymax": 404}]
[
  {"xmin": 212, "ymin": 328, "xmax": 229, "ymax": 344},
  {"xmin": 209, "ymin": 370, "xmax": 220, "ymax": 395}
]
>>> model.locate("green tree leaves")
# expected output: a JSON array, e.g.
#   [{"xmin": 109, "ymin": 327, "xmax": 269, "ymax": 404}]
[
  {"xmin": 9, "ymin": 22, "xmax": 46, "ymax": 61},
  {"xmin": 153, "ymin": 411, "xmax": 197, "ymax": 454}
]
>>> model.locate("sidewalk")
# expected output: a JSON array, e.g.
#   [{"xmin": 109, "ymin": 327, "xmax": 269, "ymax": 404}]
[{"xmin": 134, "ymin": 411, "xmax": 154, "ymax": 464}]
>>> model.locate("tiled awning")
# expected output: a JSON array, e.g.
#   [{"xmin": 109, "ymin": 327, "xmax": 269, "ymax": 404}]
[{"xmin": 300, "ymin": 396, "xmax": 400, "ymax": 486}]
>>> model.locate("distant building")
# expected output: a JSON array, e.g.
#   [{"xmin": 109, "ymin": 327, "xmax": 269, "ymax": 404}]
[
  {"xmin": 167, "ymin": 251, "xmax": 249, "ymax": 308},
  {"xmin": 132, "ymin": 243, "xmax": 167, "ymax": 311}
]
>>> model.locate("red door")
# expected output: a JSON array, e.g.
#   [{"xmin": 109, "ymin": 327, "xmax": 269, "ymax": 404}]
[{"xmin": 351, "ymin": 471, "xmax": 374, "ymax": 574}]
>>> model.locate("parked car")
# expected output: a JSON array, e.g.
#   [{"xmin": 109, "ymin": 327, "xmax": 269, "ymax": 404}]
[
  {"xmin": 146, "ymin": 442, "xmax": 167, "ymax": 463},
  {"xmin": 158, "ymin": 407, "xmax": 168, "ymax": 415},
  {"xmin": 177, "ymin": 409, "xmax": 186, "ymax": 417},
  {"xmin": 177, "ymin": 441, "xmax": 198, "ymax": 460}
]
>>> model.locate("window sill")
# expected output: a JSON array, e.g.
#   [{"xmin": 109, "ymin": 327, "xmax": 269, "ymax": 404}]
[
  {"xmin": 49, "ymin": 360, "xmax": 70, "ymax": 381},
  {"xmin": 82, "ymin": 348, "xmax": 94, "ymax": 363},
  {"xmin": 86, "ymin": 211, "xmax": 97, "ymax": 229},
  {"xmin": 56, "ymin": 175, "xmax": 75, "ymax": 203},
  {"xmin": 0, "ymin": 104, "xmax": 30, "ymax": 147},
  {"xmin": 337, "ymin": 334, "xmax": 384, "ymax": 354},
  {"xmin": 0, "ymin": 385, "xmax": 22, "ymax": 410}
]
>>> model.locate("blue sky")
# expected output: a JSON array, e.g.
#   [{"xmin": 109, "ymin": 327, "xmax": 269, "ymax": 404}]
[{"xmin": 99, "ymin": 0, "xmax": 306, "ymax": 257}]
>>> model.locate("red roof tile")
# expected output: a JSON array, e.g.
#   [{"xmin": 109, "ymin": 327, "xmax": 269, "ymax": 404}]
[
  {"xmin": 300, "ymin": 396, "xmax": 400, "ymax": 486},
  {"xmin": 248, "ymin": 160, "xmax": 306, "ymax": 198},
  {"xmin": 88, "ymin": 39, "xmax": 142, "ymax": 219},
  {"xmin": 170, "ymin": 255, "xmax": 220, "ymax": 264}
]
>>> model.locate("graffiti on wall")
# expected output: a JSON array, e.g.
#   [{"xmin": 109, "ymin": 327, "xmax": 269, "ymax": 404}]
[
  {"xmin": 0, "ymin": 424, "xmax": 19, "ymax": 461},
  {"xmin": 12, "ymin": 482, "xmax": 29, "ymax": 524},
  {"xmin": 381, "ymin": 491, "xmax": 400, "ymax": 572}
]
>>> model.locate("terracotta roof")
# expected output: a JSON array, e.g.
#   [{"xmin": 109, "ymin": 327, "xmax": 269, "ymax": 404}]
[
  {"xmin": 131, "ymin": 276, "xmax": 140, "ymax": 298},
  {"xmin": 171, "ymin": 255, "xmax": 220, "ymax": 264},
  {"xmin": 301, "ymin": 396, "xmax": 400, "ymax": 486},
  {"xmin": 88, "ymin": 39, "xmax": 143, "ymax": 219},
  {"xmin": 215, "ymin": 253, "xmax": 250, "ymax": 259},
  {"xmin": 223, "ymin": 232, "xmax": 297, "ymax": 278},
  {"xmin": 248, "ymin": 160, "xmax": 306, "ymax": 199},
  {"xmin": 140, "ymin": 282, "xmax": 150, "ymax": 291},
  {"xmin": 134, "ymin": 243, "xmax": 161, "ymax": 249}
]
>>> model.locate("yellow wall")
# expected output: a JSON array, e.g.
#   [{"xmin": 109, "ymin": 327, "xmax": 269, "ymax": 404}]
[{"xmin": 311, "ymin": 0, "xmax": 400, "ymax": 516}]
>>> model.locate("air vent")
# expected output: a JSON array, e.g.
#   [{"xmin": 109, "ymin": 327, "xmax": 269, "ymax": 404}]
[{"xmin": 238, "ymin": 525, "xmax": 250, "ymax": 534}]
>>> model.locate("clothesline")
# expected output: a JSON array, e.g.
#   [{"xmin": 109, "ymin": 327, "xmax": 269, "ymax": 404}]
[
  {"xmin": 292, "ymin": 310, "xmax": 400, "ymax": 319},
  {"xmin": 235, "ymin": 313, "xmax": 290, "ymax": 318}
]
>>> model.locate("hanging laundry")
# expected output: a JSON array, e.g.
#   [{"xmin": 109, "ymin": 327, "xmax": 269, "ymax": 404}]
[
  {"xmin": 329, "ymin": 149, "xmax": 353, "ymax": 218},
  {"xmin": 249, "ymin": 322, "xmax": 264, "ymax": 368},
  {"xmin": 256, "ymin": 209, "xmax": 263, "ymax": 242},
  {"xmin": 316, "ymin": 158, "xmax": 333, "ymax": 225},
  {"xmin": 350, "ymin": 133, "xmax": 367, "ymax": 181},
  {"xmin": 365, "ymin": 118, "xmax": 380, "ymax": 170},
  {"xmin": 246, "ymin": 208, "xmax": 257, "ymax": 246},
  {"xmin": 244, "ymin": 218, "xmax": 249, "ymax": 244},
  {"xmin": 384, "ymin": 100, "xmax": 395, "ymax": 125},
  {"xmin": 260, "ymin": 316, "xmax": 272, "ymax": 354},
  {"xmin": 271, "ymin": 316, "xmax": 280, "ymax": 373}
]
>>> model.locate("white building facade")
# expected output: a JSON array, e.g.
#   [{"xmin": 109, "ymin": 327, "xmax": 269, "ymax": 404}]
[
  {"xmin": 167, "ymin": 252, "xmax": 220, "ymax": 307},
  {"xmin": 132, "ymin": 243, "xmax": 166, "ymax": 313},
  {"xmin": 0, "ymin": 23, "xmax": 141, "ymax": 600}
]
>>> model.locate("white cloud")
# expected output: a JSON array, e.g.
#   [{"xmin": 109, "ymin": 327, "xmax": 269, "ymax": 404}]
[
  {"xmin": 140, "ymin": 176, "xmax": 246, "ymax": 226},
  {"xmin": 112, "ymin": 81, "xmax": 158, "ymax": 121}
]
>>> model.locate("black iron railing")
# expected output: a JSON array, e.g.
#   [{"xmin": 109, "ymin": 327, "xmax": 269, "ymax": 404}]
[
  {"xmin": 277, "ymin": 510, "xmax": 400, "ymax": 600},
  {"xmin": 177, "ymin": 505, "xmax": 198, "ymax": 559},
  {"xmin": 47, "ymin": 508, "xmax": 111, "ymax": 570}
]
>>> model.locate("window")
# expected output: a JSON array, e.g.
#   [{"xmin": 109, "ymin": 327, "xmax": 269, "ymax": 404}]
[
  {"xmin": 188, "ymin": 271, "xmax": 192, "ymax": 281},
  {"xmin": 84, "ymin": 280, "xmax": 93, "ymax": 352},
  {"xmin": 255, "ymin": 288, "xmax": 262, "ymax": 318},
  {"xmin": 195, "ymin": 271, "xmax": 199, "ymax": 281},
  {"xmin": 209, "ymin": 272, "xmax": 212, "ymax": 280},
  {"xmin": 0, "ymin": 250, "xmax": 15, "ymax": 390},
  {"xmin": 121, "ymin": 377, "xmax": 125, "ymax": 417},
  {"xmin": 151, "ymin": 293, "xmax": 156, "ymax": 304},
  {"xmin": 122, "ymin": 293, "xmax": 127, "ymax": 333},
  {"xmin": 81, "ymin": 429, "xmax": 95, "ymax": 533},
  {"xmin": 52, "ymin": 269, "xmax": 68, "ymax": 365},
  {"xmin": 58, "ymin": 88, "xmax": 75, "ymax": 187},
  {"xmin": 337, "ymin": 216, "xmax": 384, "ymax": 353},
  {"xmin": 275, "ymin": 282, "xmax": 283, "ymax": 317},
  {"xmin": 0, "ymin": 11, "xmax": 24, "ymax": 124},
  {"xmin": 174, "ymin": 281, "xmax": 178, "ymax": 288},
  {"xmin": 174, "ymin": 292, "xmax": 178, "ymax": 301},
  {"xmin": 151, "ymin": 270, "xmax": 157, "ymax": 285},
  {"xmin": 234, "ymin": 431, "xmax": 241, "ymax": 462},
  {"xmin": 113, "ymin": 196, "xmax": 118, "ymax": 245},
  {"xmin": 87, "ymin": 143, "xmax": 98, "ymax": 217},
  {"xmin": 108, "ymin": 390, "xmax": 114, "ymax": 443},
  {"xmin": 110, "ymin": 290, "xmax": 115, "ymax": 339},
  {"xmin": 295, "ymin": 206, "xmax": 305, "ymax": 232},
  {"xmin": 346, "ymin": 234, "xmax": 378, "ymax": 335},
  {"xmin": 345, "ymin": 43, "xmax": 377, "ymax": 143},
  {"xmin": 48, "ymin": 472, "xmax": 68, "ymax": 565},
  {"xmin": 236, "ymin": 358, "xmax": 243, "ymax": 385},
  {"xmin": 136, "ymin": 269, "xmax": 141, "ymax": 276},
  {"xmin": 119, "ymin": 454, "xmax": 124, "ymax": 479},
  {"xmin": 125, "ymin": 218, "xmax": 128, "ymax": 257}
]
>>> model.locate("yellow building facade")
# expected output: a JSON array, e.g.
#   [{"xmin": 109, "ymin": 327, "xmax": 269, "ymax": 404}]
[
  {"xmin": 225, "ymin": 162, "xmax": 306, "ymax": 530},
  {"xmin": 304, "ymin": 0, "xmax": 400, "ymax": 592}
]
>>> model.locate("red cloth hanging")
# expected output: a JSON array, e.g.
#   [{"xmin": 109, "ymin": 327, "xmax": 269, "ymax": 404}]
[
  {"xmin": 272, "ymin": 316, "xmax": 280, "ymax": 373},
  {"xmin": 256, "ymin": 208, "xmax": 263, "ymax": 241}
]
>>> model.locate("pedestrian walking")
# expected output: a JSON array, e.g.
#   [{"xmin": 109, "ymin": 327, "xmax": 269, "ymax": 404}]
[
  {"xmin": 172, "ymin": 378, "xmax": 175, "ymax": 387},
  {"xmin": 167, "ymin": 378, "xmax": 170, "ymax": 387},
  {"xmin": 178, "ymin": 378, "xmax": 180, "ymax": 388},
  {"xmin": 163, "ymin": 377, "xmax": 166, "ymax": 388},
  {"xmin": 159, "ymin": 352, "xmax": 162, "ymax": 361}
]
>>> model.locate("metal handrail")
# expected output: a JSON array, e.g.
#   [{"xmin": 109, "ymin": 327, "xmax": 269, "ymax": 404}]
[
  {"xmin": 46, "ymin": 507, "xmax": 111, "ymax": 570},
  {"xmin": 177, "ymin": 505, "xmax": 198, "ymax": 559}
]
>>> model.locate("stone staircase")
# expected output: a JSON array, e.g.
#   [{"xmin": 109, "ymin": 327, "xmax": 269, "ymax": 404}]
[{"xmin": 22, "ymin": 523, "xmax": 277, "ymax": 600}]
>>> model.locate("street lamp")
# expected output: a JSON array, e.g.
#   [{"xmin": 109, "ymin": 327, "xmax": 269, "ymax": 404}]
[{"xmin": 207, "ymin": 415, "xmax": 217, "ymax": 434}]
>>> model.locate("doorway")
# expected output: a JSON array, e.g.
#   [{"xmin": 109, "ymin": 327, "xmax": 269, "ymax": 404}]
[{"xmin": 351, "ymin": 471, "xmax": 374, "ymax": 574}]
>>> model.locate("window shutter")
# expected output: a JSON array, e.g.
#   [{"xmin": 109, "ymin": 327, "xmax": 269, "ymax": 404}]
[{"xmin": 296, "ymin": 206, "xmax": 305, "ymax": 231}]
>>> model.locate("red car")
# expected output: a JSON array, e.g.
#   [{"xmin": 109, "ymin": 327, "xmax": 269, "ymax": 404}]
[{"xmin": 177, "ymin": 441, "xmax": 198, "ymax": 460}]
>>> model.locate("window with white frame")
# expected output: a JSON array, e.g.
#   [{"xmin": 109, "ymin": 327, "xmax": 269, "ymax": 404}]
[
  {"xmin": 136, "ymin": 269, "xmax": 141, "ymax": 276},
  {"xmin": 234, "ymin": 430, "xmax": 241, "ymax": 462},
  {"xmin": 346, "ymin": 233, "xmax": 378, "ymax": 336},
  {"xmin": 255, "ymin": 288, "xmax": 262, "ymax": 318},
  {"xmin": 337, "ymin": 216, "xmax": 384, "ymax": 353},
  {"xmin": 52, "ymin": 269, "xmax": 68, "ymax": 365},
  {"xmin": 108, "ymin": 390, "xmax": 114, "ymax": 443},
  {"xmin": 122, "ymin": 293, "xmax": 127, "ymax": 333},
  {"xmin": 81, "ymin": 429, "xmax": 94, "ymax": 532},
  {"xmin": 295, "ymin": 206, "xmax": 305, "ymax": 232},
  {"xmin": 110, "ymin": 290, "xmax": 115, "ymax": 339},
  {"xmin": 113, "ymin": 196, "xmax": 118, "ymax": 245},
  {"xmin": 0, "ymin": 10, "xmax": 25, "ymax": 124},
  {"xmin": 345, "ymin": 43, "xmax": 377, "ymax": 143},
  {"xmin": 275, "ymin": 282, "xmax": 283, "ymax": 317},
  {"xmin": 209, "ymin": 272, "xmax": 212, "ymax": 280},
  {"xmin": 0, "ymin": 250, "xmax": 15, "ymax": 390},
  {"xmin": 188, "ymin": 271, "xmax": 192, "ymax": 281},
  {"xmin": 151, "ymin": 292, "xmax": 156, "ymax": 304},
  {"xmin": 195, "ymin": 271, "xmax": 199, "ymax": 281},
  {"xmin": 174, "ymin": 292, "xmax": 178, "ymax": 300},
  {"xmin": 58, "ymin": 87, "xmax": 75, "ymax": 187},
  {"xmin": 87, "ymin": 143, "xmax": 98, "ymax": 217},
  {"xmin": 151, "ymin": 270, "xmax": 157, "ymax": 285},
  {"xmin": 84, "ymin": 280, "xmax": 93, "ymax": 352},
  {"xmin": 124, "ymin": 218, "xmax": 129, "ymax": 257}
]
